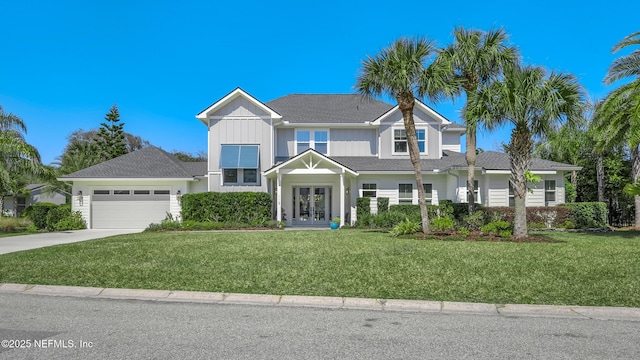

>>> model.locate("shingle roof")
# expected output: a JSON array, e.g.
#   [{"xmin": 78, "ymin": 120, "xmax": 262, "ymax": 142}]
[
  {"xmin": 330, "ymin": 151, "xmax": 581, "ymax": 172},
  {"xmin": 60, "ymin": 146, "xmax": 207, "ymax": 179},
  {"xmin": 266, "ymin": 94, "xmax": 393, "ymax": 124}
]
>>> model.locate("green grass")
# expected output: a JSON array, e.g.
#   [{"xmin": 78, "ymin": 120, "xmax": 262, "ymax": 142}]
[{"xmin": 1, "ymin": 229, "xmax": 639, "ymax": 307}]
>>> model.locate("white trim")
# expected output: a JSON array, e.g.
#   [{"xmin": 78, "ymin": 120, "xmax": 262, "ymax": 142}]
[
  {"xmin": 391, "ymin": 126, "xmax": 427, "ymax": 155},
  {"xmin": 264, "ymin": 149, "xmax": 358, "ymax": 177},
  {"xmin": 59, "ymin": 177, "xmax": 197, "ymax": 182},
  {"xmin": 371, "ymin": 100, "xmax": 451, "ymax": 125},
  {"xmin": 195, "ymin": 88, "xmax": 282, "ymax": 122}
]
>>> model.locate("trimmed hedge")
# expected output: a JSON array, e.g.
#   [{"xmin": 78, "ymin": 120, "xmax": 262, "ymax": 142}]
[
  {"xmin": 559, "ymin": 202, "xmax": 608, "ymax": 228},
  {"xmin": 356, "ymin": 197, "xmax": 371, "ymax": 218},
  {"xmin": 180, "ymin": 192, "xmax": 272, "ymax": 225},
  {"xmin": 377, "ymin": 197, "xmax": 389, "ymax": 213}
]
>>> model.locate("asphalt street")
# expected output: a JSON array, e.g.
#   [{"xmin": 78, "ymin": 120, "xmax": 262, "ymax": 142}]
[{"xmin": 1, "ymin": 292, "xmax": 639, "ymax": 360}]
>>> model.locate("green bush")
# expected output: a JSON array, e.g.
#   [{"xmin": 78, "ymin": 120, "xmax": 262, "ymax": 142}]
[
  {"xmin": 457, "ymin": 227, "xmax": 471, "ymax": 237},
  {"xmin": 389, "ymin": 204, "xmax": 441, "ymax": 220},
  {"xmin": 0, "ymin": 217, "xmax": 20, "ymax": 232},
  {"xmin": 180, "ymin": 192, "xmax": 272, "ymax": 224},
  {"xmin": 483, "ymin": 207, "xmax": 573, "ymax": 229},
  {"xmin": 560, "ymin": 202, "xmax": 608, "ymax": 228},
  {"xmin": 354, "ymin": 213, "xmax": 373, "ymax": 228},
  {"xmin": 25, "ymin": 203, "xmax": 57, "ymax": 229},
  {"xmin": 463, "ymin": 210, "xmax": 485, "ymax": 231},
  {"xmin": 356, "ymin": 197, "xmax": 371, "ymax": 218},
  {"xmin": 481, "ymin": 221, "xmax": 513, "ymax": 236},
  {"xmin": 377, "ymin": 197, "xmax": 389, "ymax": 213},
  {"xmin": 52, "ymin": 211, "xmax": 86, "ymax": 231},
  {"xmin": 372, "ymin": 211, "xmax": 416, "ymax": 228},
  {"xmin": 46, "ymin": 204, "xmax": 71, "ymax": 231},
  {"xmin": 430, "ymin": 217, "xmax": 456, "ymax": 232},
  {"xmin": 390, "ymin": 218, "xmax": 421, "ymax": 236},
  {"xmin": 451, "ymin": 203, "xmax": 483, "ymax": 221}
]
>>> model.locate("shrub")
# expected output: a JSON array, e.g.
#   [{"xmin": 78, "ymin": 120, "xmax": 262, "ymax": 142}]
[
  {"xmin": 430, "ymin": 217, "xmax": 456, "ymax": 232},
  {"xmin": 354, "ymin": 213, "xmax": 374, "ymax": 228},
  {"xmin": 389, "ymin": 204, "xmax": 441, "ymax": 220},
  {"xmin": 377, "ymin": 197, "xmax": 389, "ymax": 213},
  {"xmin": 561, "ymin": 220, "xmax": 575, "ymax": 229},
  {"xmin": 0, "ymin": 217, "xmax": 20, "ymax": 232},
  {"xmin": 451, "ymin": 203, "xmax": 483, "ymax": 221},
  {"xmin": 457, "ymin": 227, "xmax": 471, "ymax": 237},
  {"xmin": 372, "ymin": 211, "xmax": 414, "ymax": 228},
  {"xmin": 356, "ymin": 197, "xmax": 371, "ymax": 218},
  {"xmin": 390, "ymin": 218, "xmax": 421, "ymax": 236},
  {"xmin": 463, "ymin": 210, "xmax": 485, "ymax": 231},
  {"xmin": 481, "ymin": 221, "xmax": 513, "ymax": 236},
  {"xmin": 560, "ymin": 202, "xmax": 608, "ymax": 228},
  {"xmin": 52, "ymin": 211, "xmax": 86, "ymax": 231},
  {"xmin": 25, "ymin": 203, "xmax": 57, "ymax": 229},
  {"xmin": 181, "ymin": 192, "xmax": 272, "ymax": 224},
  {"xmin": 46, "ymin": 204, "xmax": 72, "ymax": 231}
]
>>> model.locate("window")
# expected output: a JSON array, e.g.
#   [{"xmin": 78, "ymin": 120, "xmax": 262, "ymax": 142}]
[
  {"xmin": 394, "ymin": 129, "xmax": 407, "ymax": 153},
  {"xmin": 220, "ymin": 144, "xmax": 260, "ymax": 185},
  {"xmin": 134, "ymin": 190, "xmax": 150, "ymax": 195},
  {"xmin": 153, "ymin": 190, "xmax": 170, "ymax": 195},
  {"xmin": 93, "ymin": 190, "xmax": 110, "ymax": 195},
  {"xmin": 114, "ymin": 190, "xmax": 130, "ymax": 195},
  {"xmin": 545, "ymin": 180, "xmax": 556, "ymax": 203},
  {"xmin": 508, "ymin": 182, "xmax": 515, "ymax": 207},
  {"xmin": 243, "ymin": 169, "xmax": 257, "ymax": 184},
  {"xmin": 296, "ymin": 130, "xmax": 328, "ymax": 155},
  {"xmin": 399, "ymin": 184, "xmax": 413, "ymax": 204},
  {"xmin": 223, "ymin": 169, "xmax": 238, "ymax": 183},
  {"xmin": 362, "ymin": 183, "xmax": 377, "ymax": 197},
  {"xmin": 393, "ymin": 128, "xmax": 425, "ymax": 154},
  {"xmin": 423, "ymin": 183, "xmax": 432, "ymax": 205},
  {"xmin": 467, "ymin": 180, "xmax": 479, "ymax": 203}
]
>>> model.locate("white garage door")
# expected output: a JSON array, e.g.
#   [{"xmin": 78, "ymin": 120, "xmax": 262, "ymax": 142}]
[{"xmin": 91, "ymin": 189, "xmax": 170, "ymax": 229}]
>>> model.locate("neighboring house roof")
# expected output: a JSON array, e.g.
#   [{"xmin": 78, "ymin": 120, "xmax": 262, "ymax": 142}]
[
  {"xmin": 59, "ymin": 146, "xmax": 206, "ymax": 180},
  {"xmin": 266, "ymin": 94, "xmax": 393, "ymax": 124}
]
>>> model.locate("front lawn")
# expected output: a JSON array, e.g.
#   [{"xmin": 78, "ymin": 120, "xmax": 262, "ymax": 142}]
[{"xmin": 1, "ymin": 229, "xmax": 639, "ymax": 307}]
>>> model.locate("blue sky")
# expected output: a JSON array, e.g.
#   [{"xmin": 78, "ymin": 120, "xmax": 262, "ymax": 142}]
[{"xmin": 1, "ymin": 0, "xmax": 638, "ymax": 164}]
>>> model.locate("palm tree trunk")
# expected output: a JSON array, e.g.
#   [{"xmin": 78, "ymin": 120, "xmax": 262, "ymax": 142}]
[
  {"xmin": 510, "ymin": 125, "xmax": 533, "ymax": 239},
  {"xmin": 596, "ymin": 153, "xmax": 605, "ymax": 203},
  {"xmin": 466, "ymin": 122, "xmax": 477, "ymax": 214},
  {"xmin": 398, "ymin": 96, "xmax": 429, "ymax": 233},
  {"xmin": 632, "ymin": 145, "xmax": 640, "ymax": 227}
]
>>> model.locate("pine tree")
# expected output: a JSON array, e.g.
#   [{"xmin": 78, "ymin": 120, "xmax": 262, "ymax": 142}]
[{"xmin": 96, "ymin": 104, "xmax": 127, "ymax": 160}]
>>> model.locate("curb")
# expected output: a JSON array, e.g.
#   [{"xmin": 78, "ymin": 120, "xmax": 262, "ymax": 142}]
[{"xmin": 2, "ymin": 283, "xmax": 640, "ymax": 321}]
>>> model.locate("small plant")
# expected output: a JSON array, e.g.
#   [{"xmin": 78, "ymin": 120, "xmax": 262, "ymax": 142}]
[
  {"xmin": 0, "ymin": 217, "xmax": 20, "ymax": 232},
  {"xmin": 528, "ymin": 222, "xmax": 546, "ymax": 229},
  {"xmin": 561, "ymin": 220, "xmax": 575, "ymax": 229},
  {"xmin": 390, "ymin": 218, "xmax": 421, "ymax": 236},
  {"xmin": 430, "ymin": 217, "xmax": 456, "ymax": 232},
  {"xmin": 332, "ymin": 217, "xmax": 340, "ymax": 223},
  {"xmin": 52, "ymin": 211, "xmax": 86, "ymax": 231},
  {"xmin": 457, "ymin": 227, "xmax": 471, "ymax": 236},
  {"xmin": 481, "ymin": 221, "xmax": 513, "ymax": 236},
  {"xmin": 463, "ymin": 210, "xmax": 485, "ymax": 231}
]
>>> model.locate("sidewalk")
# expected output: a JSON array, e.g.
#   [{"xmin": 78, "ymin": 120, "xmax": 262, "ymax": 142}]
[{"xmin": 2, "ymin": 283, "xmax": 640, "ymax": 321}]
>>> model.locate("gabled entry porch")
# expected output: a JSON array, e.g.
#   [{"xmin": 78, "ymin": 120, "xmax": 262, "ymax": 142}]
[{"xmin": 264, "ymin": 149, "xmax": 358, "ymax": 228}]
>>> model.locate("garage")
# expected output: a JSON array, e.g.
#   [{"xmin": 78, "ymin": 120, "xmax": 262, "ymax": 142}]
[{"xmin": 91, "ymin": 189, "xmax": 170, "ymax": 229}]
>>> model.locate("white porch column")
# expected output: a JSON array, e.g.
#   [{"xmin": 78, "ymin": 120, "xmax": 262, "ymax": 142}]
[
  {"xmin": 340, "ymin": 171, "xmax": 345, "ymax": 227},
  {"xmin": 276, "ymin": 170, "xmax": 282, "ymax": 222}
]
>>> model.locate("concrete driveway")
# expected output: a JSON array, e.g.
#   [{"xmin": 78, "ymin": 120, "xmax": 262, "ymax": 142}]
[{"xmin": 0, "ymin": 229, "xmax": 143, "ymax": 255}]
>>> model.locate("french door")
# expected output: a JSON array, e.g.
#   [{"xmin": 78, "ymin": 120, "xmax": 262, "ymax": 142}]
[{"xmin": 292, "ymin": 186, "xmax": 331, "ymax": 225}]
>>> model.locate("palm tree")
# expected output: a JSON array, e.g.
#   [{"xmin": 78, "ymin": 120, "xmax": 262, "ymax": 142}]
[
  {"xmin": 0, "ymin": 105, "xmax": 43, "ymax": 215},
  {"xmin": 356, "ymin": 37, "xmax": 449, "ymax": 233},
  {"xmin": 470, "ymin": 65, "xmax": 584, "ymax": 239},
  {"xmin": 435, "ymin": 27, "xmax": 518, "ymax": 214},
  {"xmin": 595, "ymin": 31, "xmax": 640, "ymax": 227}
]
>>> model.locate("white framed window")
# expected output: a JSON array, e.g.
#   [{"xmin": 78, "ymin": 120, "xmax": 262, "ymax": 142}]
[
  {"xmin": 399, "ymin": 184, "xmax": 413, "ymax": 204},
  {"xmin": 545, "ymin": 180, "xmax": 556, "ymax": 204},
  {"xmin": 220, "ymin": 144, "xmax": 260, "ymax": 185},
  {"xmin": 362, "ymin": 183, "xmax": 377, "ymax": 197},
  {"xmin": 393, "ymin": 128, "xmax": 426, "ymax": 154},
  {"xmin": 423, "ymin": 183, "xmax": 433, "ymax": 205},
  {"xmin": 296, "ymin": 130, "xmax": 329, "ymax": 155},
  {"xmin": 467, "ymin": 180, "xmax": 479, "ymax": 204}
]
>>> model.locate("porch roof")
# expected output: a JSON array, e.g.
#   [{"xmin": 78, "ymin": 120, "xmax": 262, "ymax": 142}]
[{"xmin": 264, "ymin": 149, "xmax": 358, "ymax": 177}]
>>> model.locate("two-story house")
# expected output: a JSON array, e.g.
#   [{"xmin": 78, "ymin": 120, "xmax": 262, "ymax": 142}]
[{"xmin": 61, "ymin": 88, "xmax": 580, "ymax": 229}]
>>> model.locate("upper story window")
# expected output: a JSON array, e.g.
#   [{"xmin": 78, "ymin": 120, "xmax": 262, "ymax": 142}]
[
  {"xmin": 220, "ymin": 144, "xmax": 260, "ymax": 185},
  {"xmin": 296, "ymin": 130, "xmax": 328, "ymax": 155},
  {"xmin": 393, "ymin": 128, "xmax": 425, "ymax": 154}
]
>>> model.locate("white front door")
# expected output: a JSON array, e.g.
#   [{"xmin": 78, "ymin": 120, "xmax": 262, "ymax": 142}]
[{"xmin": 292, "ymin": 186, "xmax": 331, "ymax": 226}]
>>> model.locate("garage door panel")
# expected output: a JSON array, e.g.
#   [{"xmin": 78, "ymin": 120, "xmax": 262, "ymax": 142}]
[{"xmin": 92, "ymin": 200, "xmax": 170, "ymax": 229}]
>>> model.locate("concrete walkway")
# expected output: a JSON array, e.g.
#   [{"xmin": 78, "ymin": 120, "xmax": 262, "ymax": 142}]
[
  {"xmin": 1, "ymin": 283, "xmax": 639, "ymax": 321},
  {"xmin": 0, "ymin": 229, "xmax": 143, "ymax": 254}
]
